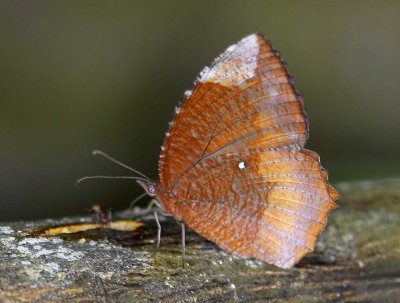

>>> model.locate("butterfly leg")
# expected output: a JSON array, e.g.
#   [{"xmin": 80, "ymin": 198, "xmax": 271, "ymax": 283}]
[
  {"xmin": 132, "ymin": 199, "xmax": 164, "ymax": 216},
  {"xmin": 181, "ymin": 222, "xmax": 186, "ymax": 267},
  {"xmin": 154, "ymin": 211, "xmax": 161, "ymax": 249}
]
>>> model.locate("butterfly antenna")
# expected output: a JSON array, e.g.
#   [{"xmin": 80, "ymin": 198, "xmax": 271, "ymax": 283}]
[
  {"xmin": 92, "ymin": 150, "xmax": 150, "ymax": 180},
  {"xmin": 76, "ymin": 175, "xmax": 150, "ymax": 185}
]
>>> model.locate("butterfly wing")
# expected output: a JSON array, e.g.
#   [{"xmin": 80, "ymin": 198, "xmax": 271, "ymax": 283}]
[
  {"xmin": 159, "ymin": 34, "xmax": 308, "ymax": 192},
  {"xmin": 173, "ymin": 149, "xmax": 338, "ymax": 268},
  {"xmin": 157, "ymin": 34, "xmax": 338, "ymax": 268}
]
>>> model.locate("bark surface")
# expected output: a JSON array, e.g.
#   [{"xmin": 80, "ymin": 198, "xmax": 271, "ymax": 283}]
[{"xmin": 0, "ymin": 179, "xmax": 399, "ymax": 302}]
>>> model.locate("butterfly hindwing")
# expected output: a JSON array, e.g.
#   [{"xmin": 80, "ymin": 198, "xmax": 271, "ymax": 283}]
[{"xmin": 173, "ymin": 149, "xmax": 337, "ymax": 268}]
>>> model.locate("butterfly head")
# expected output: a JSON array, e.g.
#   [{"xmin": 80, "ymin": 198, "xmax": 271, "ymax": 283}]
[{"xmin": 137, "ymin": 179, "xmax": 157, "ymax": 197}]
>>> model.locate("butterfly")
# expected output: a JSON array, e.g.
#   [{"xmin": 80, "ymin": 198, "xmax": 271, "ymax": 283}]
[{"xmin": 86, "ymin": 33, "xmax": 339, "ymax": 269}]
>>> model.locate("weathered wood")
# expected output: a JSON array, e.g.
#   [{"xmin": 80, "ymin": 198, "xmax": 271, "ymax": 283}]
[{"xmin": 1, "ymin": 179, "xmax": 400, "ymax": 302}]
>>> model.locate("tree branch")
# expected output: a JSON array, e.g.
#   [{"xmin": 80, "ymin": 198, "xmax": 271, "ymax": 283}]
[{"xmin": 1, "ymin": 179, "xmax": 400, "ymax": 302}]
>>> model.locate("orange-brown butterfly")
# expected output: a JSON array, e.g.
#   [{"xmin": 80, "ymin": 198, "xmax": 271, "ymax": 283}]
[{"xmin": 83, "ymin": 34, "xmax": 339, "ymax": 269}]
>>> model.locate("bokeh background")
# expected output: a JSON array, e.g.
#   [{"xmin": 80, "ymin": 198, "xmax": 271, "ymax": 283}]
[{"xmin": 1, "ymin": 1, "xmax": 399, "ymax": 221}]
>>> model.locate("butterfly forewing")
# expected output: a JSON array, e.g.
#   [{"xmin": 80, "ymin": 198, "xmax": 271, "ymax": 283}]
[
  {"xmin": 156, "ymin": 34, "xmax": 338, "ymax": 268},
  {"xmin": 159, "ymin": 34, "xmax": 308, "ymax": 191}
]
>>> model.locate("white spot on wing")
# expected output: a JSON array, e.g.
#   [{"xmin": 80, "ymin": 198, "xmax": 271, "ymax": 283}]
[
  {"xmin": 198, "ymin": 34, "xmax": 260, "ymax": 87},
  {"xmin": 238, "ymin": 161, "xmax": 246, "ymax": 170}
]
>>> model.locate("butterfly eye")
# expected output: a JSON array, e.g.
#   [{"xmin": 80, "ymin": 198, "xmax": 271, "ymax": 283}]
[
  {"xmin": 238, "ymin": 161, "xmax": 246, "ymax": 170},
  {"xmin": 148, "ymin": 184, "xmax": 156, "ymax": 194}
]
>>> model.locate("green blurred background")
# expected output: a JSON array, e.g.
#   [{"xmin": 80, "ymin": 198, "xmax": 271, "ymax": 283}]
[{"xmin": 1, "ymin": 1, "xmax": 399, "ymax": 221}]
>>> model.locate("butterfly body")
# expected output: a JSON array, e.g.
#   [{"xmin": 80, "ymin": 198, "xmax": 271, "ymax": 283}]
[{"xmin": 139, "ymin": 34, "xmax": 338, "ymax": 269}]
